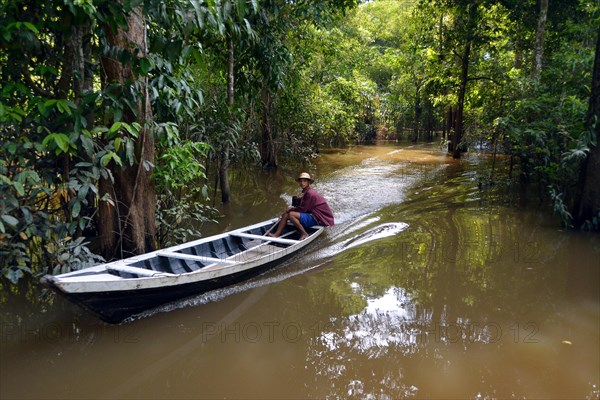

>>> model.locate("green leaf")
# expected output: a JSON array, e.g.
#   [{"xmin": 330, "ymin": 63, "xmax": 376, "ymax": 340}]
[
  {"xmin": 37, "ymin": 101, "xmax": 48, "ymax": 117},
  {"xmin": 56, "ymin": 137, "xmax": 70, "ymax": 153},
  {"xmin": 80, "ymin": 134, "xmax": 94, "ymax": 156},
  {"xmin": 77, "ymin": 114, "xmax": 87, "ymax": 130},
  {"xmin": 143, "ymin": 160, "xmax": 154, "ymax": 171},
  {"xmin": 22, "ymin": 22, "xmax": 39, "ymax": 34},
  {"xmin": 7, "ymin": 142, "xmax": 16, "ymax": 155},
  {"xmin": 12, "ymin": 181, "xmax": 25, "ymax": 196},
  {"xmin": 108, "ymin": 121, "xmax": 122, "ymax": 138},
  {"xmin": 123, "ymin": 122, "xmax": 140, "ymax": 138},
  {"xmin": 79, "ymin": 217, "xmax": 88, "ymax": 231},
  {"xmin": 15, "ymin": 170, "xmax": 41, "ymax": 184},
  {"xmin": 139, "ymin": 57, "xmax": 151, "ymax": 75},
  {"xmin": 72, "ymin": 201, "xmax": 81, "ymax": 218},
  {"xmin": 78, "ymin": 183, "xmax": 90, "ymax": 200},
  {"xmin": 114, "ymin": 137, "xmax": 122, "ymax": 152},
  {"xmin": 56, "ymin": 100, "xmax": 68, "ymax": 114},
  {"xmin": 1, "ymin": 214, "xmax": 19, "ymax": 227},
  {"xmin": 21, "ymin": 207, "xmax": 33, "ymax": 224},
  {"xmin": 100, "ymin": 153, "xmax": 112, "ymax": 167},
  {"xmin": 6, "ymin": 269, "xmax": 23, "ymax": 284},
  {"xmin": 100, "ymin": 151, "xmax": 122, "ymax": 168},
  {"xmin": 42, "ymin": 133, "xmax": 70, "ymax": 154}
]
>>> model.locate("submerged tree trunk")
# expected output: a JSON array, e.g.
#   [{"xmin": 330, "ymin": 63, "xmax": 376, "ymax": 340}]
[
  {"xmin": 452, "ymin": 2, "xmax": 476, "ymax": 159},
  {"xmin": 413, "ymin": 87, "xmax": 421, "ymax": 143},
  {"xmin": 446, "ymin": 107, "xmax": 454, "ymax": 151},
  {"xmin": 572, "ymin": 26, "xmax": 600, "ymax": 229},
  {"xmin": 98, "ymin": 5, "xmax": 156, "ymax": 259},
  {"xmin": 260, "ymin": 82, "xmax": 277, "ymax": 168},
  {"xmin": 533, "ymin": 0, "xmax": 549, "ymax": 81},
  {"xmin": 453, "ymin": 54, "xmax": 469, "ymax": 157},
  {"xmin": 220, "ymin": 34, "xmax": 234, "ymax": 204}
]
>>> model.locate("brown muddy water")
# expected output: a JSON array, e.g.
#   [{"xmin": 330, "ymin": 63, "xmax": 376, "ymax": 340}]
[{"xmin": 1, "ymin": 143, "xmax": 599, "ymax": 399}]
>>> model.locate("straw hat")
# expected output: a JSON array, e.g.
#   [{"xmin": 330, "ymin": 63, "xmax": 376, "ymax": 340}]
[{"xmin": 297, "ymin": 172, "xmax": 314, "ymax": 183}]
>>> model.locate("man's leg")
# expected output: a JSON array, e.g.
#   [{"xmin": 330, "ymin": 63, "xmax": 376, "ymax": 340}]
[
  {"xmin": 268, "ymin": 211, "xmax": 289, "ymax": 237},
  {"xmin": 288, "ymin": 211, "xmax": 309, "ymax": 240}
]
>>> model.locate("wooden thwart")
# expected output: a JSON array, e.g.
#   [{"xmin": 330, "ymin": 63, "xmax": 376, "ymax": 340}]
[
  {"xmin": 230, "ymin": 232, "xmax": 299, "ymax": 245},
  {"xmin": 106, "ymin": 265, "xmax": 175, "ymax": 277},
  {"xmin": 157, "ymin": 251, "xmax": 238, "ymax": 265}
]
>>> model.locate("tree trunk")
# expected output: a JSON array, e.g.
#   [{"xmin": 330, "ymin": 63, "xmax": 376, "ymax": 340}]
[
  {"xmin": 572, "ymin": 26, "xmax": 600, "ymax": 229},
  {"xmin": 412, "ymin": 87, "xmax": 421, "ymax": 143},
  {"xmin": 452, "ymin": 2, "xmax": 476, "ymax": 159},
  {"xmin": 56, "ymin": 20, "xmax": 87, "ymax": 222},
  {"xmin": 446, "ymin": 107, "xmax": 454, "ymax": 151},
  {"xmin": 56, "ymin": 15, "xmax": 85, "ymax": 99},
  {"xmin": 220, "ymin": 34, "xmax": 234, "ymax": 204},
  {"xmin": 533, "ymin": 0, "xmax": 549, "ymax": 81},
  {"xmin": 98, "ymin": 5, "xmax": 156, "ymax": 259},
  {"xmin": 453, "ymin": 51, "xmax": 470, "ymax": 158},
  {"xmin": 260, "ymin": 82, "xmax": 277, "ymax": 168}
]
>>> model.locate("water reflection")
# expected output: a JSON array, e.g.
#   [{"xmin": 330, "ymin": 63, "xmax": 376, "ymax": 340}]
[
  {"xmin": 319, "ymin": 287, "xmax": 416, "ymax": 354},
  {"xmin": 316, "ymin": 284, "xmax": 510, "ymax": 355}
]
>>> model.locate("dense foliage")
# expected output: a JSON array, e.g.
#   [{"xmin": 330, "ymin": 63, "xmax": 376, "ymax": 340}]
[{"xmin": 0, "ymin": 0, "xmax": 214, "ymax": 290}]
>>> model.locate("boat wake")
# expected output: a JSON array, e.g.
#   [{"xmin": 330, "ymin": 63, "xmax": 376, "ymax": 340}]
[
  {"xmin": 316, "ymin": 219, "xmax": 410, "ymax": 261},
  {"xmin": 340, "ymin": 222, "xmax": 409, "ymax": 250}
]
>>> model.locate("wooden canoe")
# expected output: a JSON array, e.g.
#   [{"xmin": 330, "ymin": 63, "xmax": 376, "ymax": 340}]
[{"xmin": 41, "ymin": 218, "xmax": 324, "ymax": 323}]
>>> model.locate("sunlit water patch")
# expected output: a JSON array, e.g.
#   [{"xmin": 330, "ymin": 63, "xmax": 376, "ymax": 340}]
[{"xmin": 318, "ymin": 163, "xmax": 412, "ymax": 225}]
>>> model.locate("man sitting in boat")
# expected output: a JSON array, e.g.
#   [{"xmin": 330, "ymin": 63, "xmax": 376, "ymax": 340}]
[{"xmin": 269, "ymin": 172, "xmax": 334, "ymax": 240}]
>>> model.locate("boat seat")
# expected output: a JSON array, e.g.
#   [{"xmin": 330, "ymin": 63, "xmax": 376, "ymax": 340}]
[
  {"xmin": 229, "ymin": 232, "xmax": 299, "ymax": 245},
  {"xmin": 106, "ymin": 265, "xmax": 176, "ymax": 277},
  {"xmin": 157, "ymin": 251, "xmax": 237, "ymax": 265}
]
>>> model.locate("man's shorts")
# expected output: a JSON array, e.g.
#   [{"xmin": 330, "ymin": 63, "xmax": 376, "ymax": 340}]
[{"xmin": 299, "ymin": 212, "xmax": 317, "ymax": 228}]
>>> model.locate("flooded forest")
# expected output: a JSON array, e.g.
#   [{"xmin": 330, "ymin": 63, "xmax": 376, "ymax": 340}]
[{"xmin": 1, "ymin": 0, "xmax": 599, "ymax": 399}]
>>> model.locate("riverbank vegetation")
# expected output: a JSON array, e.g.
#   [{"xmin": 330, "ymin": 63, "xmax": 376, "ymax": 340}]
[{"xmin": 1, "ymin": 0, "xmax": 599, "ymax": 289}]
